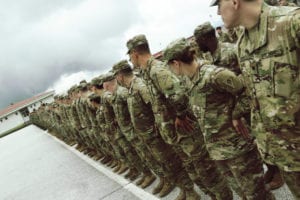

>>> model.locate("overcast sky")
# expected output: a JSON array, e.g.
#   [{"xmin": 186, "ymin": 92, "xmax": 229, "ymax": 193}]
[{"xmin": 0, "ymin": 0, "xmax": 221, "ymax": 110}]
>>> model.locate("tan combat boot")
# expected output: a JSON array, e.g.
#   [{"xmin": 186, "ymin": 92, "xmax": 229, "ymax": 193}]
[
  {"xmin": 267, "ymin": 171, "xmax": 284, "ymax": 190},
  {"xmin": 140, "ymin": 174, "xmax": 156, "ymax": 189},
  {"xmin": 109, "ymin": 160, "xmax": 118, "ymax": 169},
  {"xmin": 159, "ymin": 181, "xmax": 176, "ymax": 197},
  {"xmin": 125, "ymin": 168, "xmax": 137, "ymax": 179},
  {"xmin": 175, "ymin": 187, "xmax": 186, "ymax": 200},
  {"xmin": 152, "ymin": 177, "xmax": 165, "ymax": 194},
  {"xmin": 113, "ymin": 161, "xmax": 122, "ymax": 173},
  {"xmin": 117, "ymin": 163, "xmax": 129, "ymax": 174},
  {"xmin": 129, "ymin": 169, "xmax": 140, "ymax": 181},
  {"xmin": 136, "ymin": 174, "xmax": 146, "ymax": 186},
  {"xmin": 185, "ymin": 188, "xmax": 201, "ymax": 200}
]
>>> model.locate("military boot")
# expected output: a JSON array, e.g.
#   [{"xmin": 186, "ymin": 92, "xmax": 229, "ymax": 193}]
[
  {"xmin": 92, "ymin": 154, "xmax": 102, "ymax": 161},
  {"xmin": 125, "ymin": 168, "xmax": 137, "ymax": 179},
  {"xmin": 152, "ymin": 177, "xmax": 165, "ymax": 194},
  {"xmin": 136, "ymin": 174, "xmax": 146, "ymax": 186},
  {"xmin": 175, "ymin": 188, "xmax": 186, "ymax": 200},
  {"xmin": 117, "ymin": 163, "xmax": 129, "ymax": 174},
  {"xmin": 110, "ymin": 160, "xmax": 118, "ymax": 169},
  {"xmin": 69, "ymin": 140, "xmax": 77, "ymax": 146},
  {"xmin": 101, "ymin": 156, "xmax": 112, "ymax": 165},
  {"xmin": 113, "ymin": 162, "xmax": 122, "ymax": 173},
  {"xmin": 185, "ymin": 188, "xmax": 200, "ymax": 200},
  {"xmin": 267, "ymin": 171, "xmax": 284, "ymax": 190},
  {"xmin": 129, "ymin": 169, "xmax": 141, "ymax": 181},
  {"xmin": 159, "ymin": 181, "xmax": 176, "ymax": 197},
  {"xmin": 140, "ymin": 174, "xmax": 156, "ymax": 189}
]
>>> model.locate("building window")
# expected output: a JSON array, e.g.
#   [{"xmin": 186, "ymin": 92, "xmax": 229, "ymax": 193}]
[{"xmin": 20, "ymin": 107, "xmax": 30, "ymax": 117}]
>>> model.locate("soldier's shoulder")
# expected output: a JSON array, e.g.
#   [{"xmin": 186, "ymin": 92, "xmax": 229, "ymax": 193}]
[{"xmin": 268, "ymin": 4, "xmax": 299, "ymax": 17}]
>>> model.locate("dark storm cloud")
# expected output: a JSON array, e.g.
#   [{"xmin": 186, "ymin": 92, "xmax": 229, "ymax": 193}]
[{"xmin": 0, "ymin": 0, "xmax": 140, "ymax": 109}]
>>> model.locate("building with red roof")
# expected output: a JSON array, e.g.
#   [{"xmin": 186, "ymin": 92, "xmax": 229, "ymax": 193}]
[{"xmin": 0, "ymin": 91, "xmax": 55, "ymax": 135}]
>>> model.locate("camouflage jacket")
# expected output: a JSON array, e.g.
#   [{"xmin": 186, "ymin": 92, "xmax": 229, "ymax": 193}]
[
  {"xmin": 238, "ymin": 4, "xmax": 300, "ymax": 130},
  {"xmin": 142, "ymin": 57, "xmax": 195, "ymax": 144},
  {"xmin": 127, "ymin": 76, "xmax": 158, "ymax": 141},
  {"xmin": 96, "ymin": 105, "xmax": 110, "ymax": 142},
  {"xmin": 102, "ymin": 90, "xmax": 123, "ymax": 141},
  {"xmin": 237, "ymin": 3, "xmax": 300, "ymax": 170},
  {"xmin": 111, "ymin": 86, "xmax": 136, "ymax": 142},
  {"xmin": 189, "ymin": 64, "xmax": 253, "ymax": 160}
]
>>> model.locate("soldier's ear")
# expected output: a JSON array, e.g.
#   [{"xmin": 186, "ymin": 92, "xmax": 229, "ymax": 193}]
[{"xmin": 233, "ymin": 0, "xmax": 240, "ymax": 9}]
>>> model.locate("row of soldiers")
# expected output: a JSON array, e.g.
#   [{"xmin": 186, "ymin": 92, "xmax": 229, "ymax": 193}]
[{"xmin": 30, "ymin": 1, "xmax": 300, "ymax": 200}]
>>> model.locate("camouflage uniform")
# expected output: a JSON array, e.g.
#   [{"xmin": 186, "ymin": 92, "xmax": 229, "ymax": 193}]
[
  {"xmin": 236, "ymin": 3, "xmax": 300, "ymax": 199},
  {"xmin": 111, "ymin": 85, "xmax": 152, "ymax": 175},
  {"xmin": 127, "ymin": 34, "xmax": 232, "ymax": 199},
  {"xmin": 164, "ymin": 38, "xmax": 275, "ymax": 200},
  {"xmin": 102, "ymin": 90, "xmax": 128, "ymax": 163},
  {"xmin": 113, "ymin": 60, "xmax": 197, "ymax": 191}
]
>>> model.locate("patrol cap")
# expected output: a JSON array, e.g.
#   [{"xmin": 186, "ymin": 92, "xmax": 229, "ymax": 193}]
[
  {"xmin": 91, "ymin": 75, "xmax": 104, "ymax": 87},
  {"xmin": 67, "ymin": 85, "xmax": 77, "ymax": 94},
  {"xmin": 194, "ymin": 22, "xmax": 215, "ymax": 38},
  {"xmin": 126, "ymin": 34, "xmax": 148, "ymax": 54},
  {"xmin": 112, "ymin": 60, "xmax": 131, "ymax": 74},
  {"xmin": 88, "ymin": 93, "xmax": 101, "ymax": 102},
  {"xmin": 102, "ymin": 71, "xmax": 115, "ymax": 82},
  {"xmin": 210, "ymin": 0, "xmax": 219, "ymax": 6},
  {"xmin": 163, "ymin": 37, "xmax": 190, "ymax": 62}
]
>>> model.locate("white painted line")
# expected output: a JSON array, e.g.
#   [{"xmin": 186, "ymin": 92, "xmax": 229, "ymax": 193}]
[{"xmin": 44, "ymin": 129, "xmax": 159, "ymax": 200}]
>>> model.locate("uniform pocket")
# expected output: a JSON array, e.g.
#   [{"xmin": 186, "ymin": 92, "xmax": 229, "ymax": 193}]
[{"xmin": 273, "ymin": 62, "xmax": 297, "ymax": 98}]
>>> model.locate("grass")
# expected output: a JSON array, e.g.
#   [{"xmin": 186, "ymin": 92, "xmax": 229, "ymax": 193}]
[{"xmin": 0, "ymin": 122, "xmax": 31, "ymax": 138}]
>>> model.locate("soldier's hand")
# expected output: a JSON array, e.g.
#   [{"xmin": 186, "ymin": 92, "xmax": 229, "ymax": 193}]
[
  {"xmin": 232, "ymin": 119, "xmax": 250, "ymax": 139},
  {"xmin": 175, "ymin": 116, "xmax": 194, "ymax": 132}
]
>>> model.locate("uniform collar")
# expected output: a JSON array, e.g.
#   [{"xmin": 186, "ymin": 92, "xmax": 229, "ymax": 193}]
[{"xmin": 243, "ymin": 2, "xmax": 269, "ymax": 54}]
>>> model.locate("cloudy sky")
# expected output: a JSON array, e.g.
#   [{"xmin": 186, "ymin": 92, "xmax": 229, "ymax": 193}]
[{"xmin": 0, "ymin": 0, "xmax": 221, "ymax": 109}]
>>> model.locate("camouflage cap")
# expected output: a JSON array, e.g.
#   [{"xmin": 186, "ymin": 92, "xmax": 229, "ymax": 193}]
[
  {"xmin": 194, "ymin": 22, "xmax": 215, "ymax": 39},
  {"xmin": 79, "ymin": 80, "xmax": 87, "ymax": 84},
  {"xmin": 112, "ymin": 60, "xmax": 131, "ymax": 74},
  {"xmin": 163, "ymin": 37, "xmax": 189, "ymax": 62},
  {"xmin": 102, "ymin": 71, "xmax": 115, "ymax": 82},
  {"xmin": 126, "ymin": 34, "xmax": 148, "ymax": 54},
  {"xmin": 91, "ymin": 76, "xmax": 104, "ymax": 87},
  {"xmin": 88, "ymin": 93, "xmax": 100, "ymax": 101},
  {"xmin": 210, "ymin": 0, "xmax": 219, "ymax": 6}
]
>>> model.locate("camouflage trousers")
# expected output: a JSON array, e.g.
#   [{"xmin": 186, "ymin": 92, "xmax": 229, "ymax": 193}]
[
  {"xmin": 115, "ymin": 136, "xmax": 148, "ymax": 173},
  {"xmin": 147, "ymin": 136, "xmax": 195, "ymax": 189},
  {"xmin": 252, "ymin": 113, "xmax": 300, "ymax": 172},
  {"xmin": 159, "ymin": 117, "xmax": 232, "ymax": 199},
  {"xmin": 216, "ymin": 148, "xmax": 274, "ymax": 200},
  {"xmin": 131, "ymin": 138, "xmax": 164, "ymax": 176}
]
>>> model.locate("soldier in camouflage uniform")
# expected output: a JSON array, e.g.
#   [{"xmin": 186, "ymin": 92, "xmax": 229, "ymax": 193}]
[
  {"xmin": 75, "ymin": 81, "xmax": 98, "ymax": 155},
  {"xmin": 90, "ymin": 77, "xmax": 119, "ymax": 166},
  {"xmin": 164, "ymin": 37, "xmax": 275, "ymax": 200},
  {"xmin": 102, "ymin": 73, "xmax": 156, "ymax": 187},
  {"xmin": 212, "ymin": 0, "xmax": 300, "ymax": 198},
  {"xmin": 105, "ymin": 74, "xmax": 157, "ymax": 184},
  {"xmin": 68, "ymin": 85, "xmax": 90, "ymax": 152},
  {"xmin": 194, "ymin": 22, "xmax": 240, "ymax": 74},
  {"xmin": 113, "ymin": 60, "xmax": 202, "ymax": 199},
  {"xmin": 126, "ymin": 34, "xmax": 232, "ymax": 200},
  {"xmin": 194, "ymin": 20, "xmax": 285, "ymax": 191},
  {"xmin": 216, "ymin": 26, "xmax": 232, "ymax": 43},
  {"xmin": 279, "ymin": 0, "xmax": 298, "ymax": 6}
]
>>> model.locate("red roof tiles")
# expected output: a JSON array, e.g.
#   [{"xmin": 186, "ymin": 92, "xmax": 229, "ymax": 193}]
[{"xmin": 0, "ymin": 91, "xmax": 54, "ymax": 118}]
